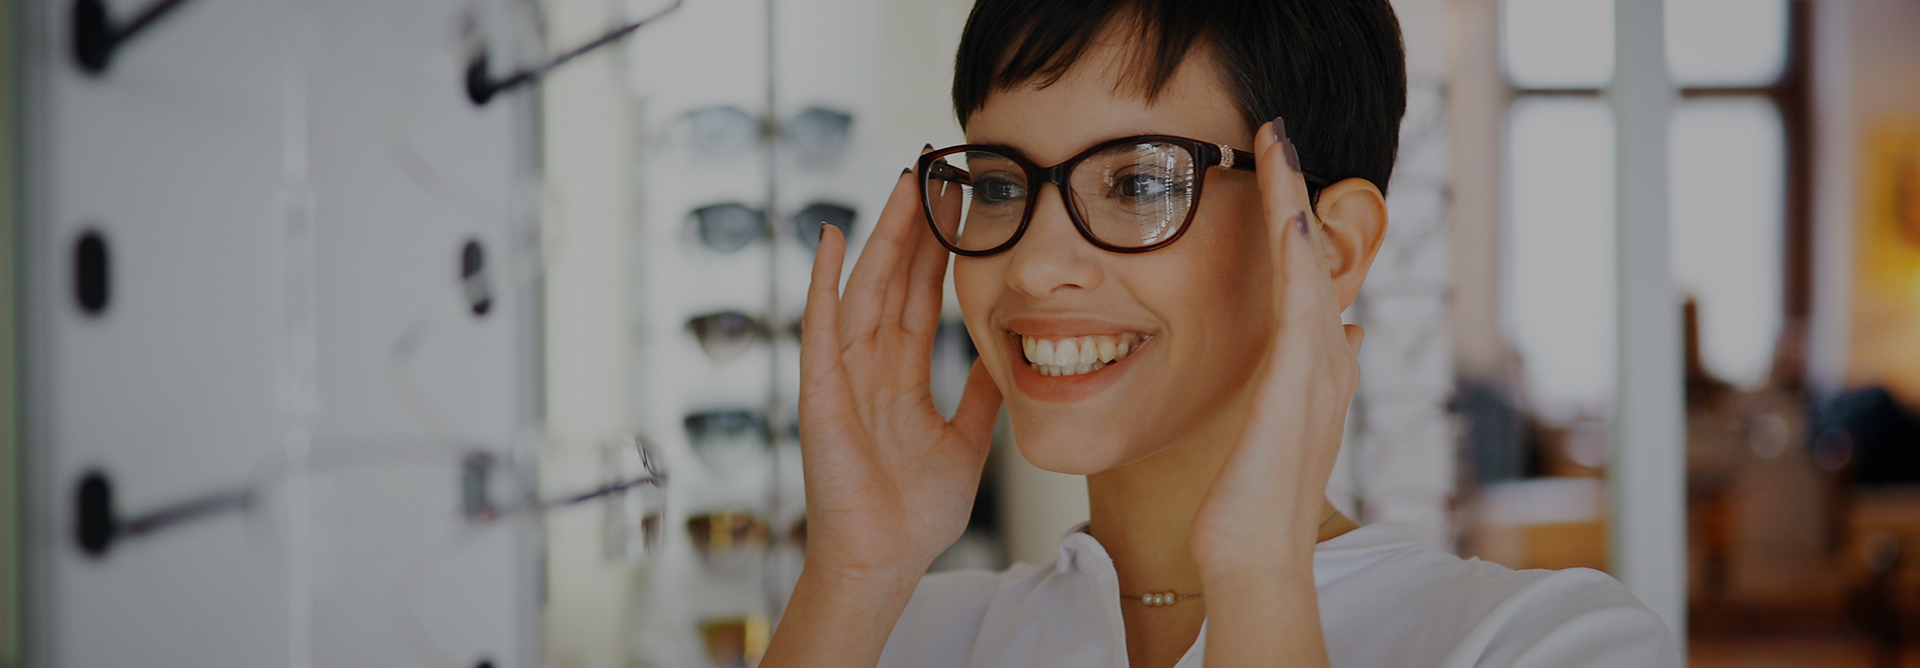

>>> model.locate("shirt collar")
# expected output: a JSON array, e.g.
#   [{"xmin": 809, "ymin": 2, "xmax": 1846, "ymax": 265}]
[{"xmin": 1054, "ymin": 522, "xmax": 1112, "ymax": 575}]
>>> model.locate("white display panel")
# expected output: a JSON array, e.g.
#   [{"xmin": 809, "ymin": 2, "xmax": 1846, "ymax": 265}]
[
  {"xmin": 24, "ymin": 0, "xmax": 541, "ymax": 665},
  {"xmin": 28, "ymin": 1, "xmax": 298, "ymax": 665}
]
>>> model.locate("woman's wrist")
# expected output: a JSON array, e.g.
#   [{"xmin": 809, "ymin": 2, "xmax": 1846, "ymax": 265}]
[{"xmin": 796, "ymin": 557, "xmax": 926, "ymax": 596}]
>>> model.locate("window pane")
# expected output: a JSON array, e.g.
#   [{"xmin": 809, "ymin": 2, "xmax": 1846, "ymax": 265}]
[
  {"xmin": 1666, "ymin": 0, "xmax": 1789, "ymax": 87},
  {"xmin": 1502, "ymin": 0, "xmax": 1615, "ymax": 89},
  {"xmin": 1670, "ymin": 98, "xmax": 1785, "ymax": 388},
  {"xmin": 1505, "ymin": 98, "xmax": 1617, "ymax": 420}
]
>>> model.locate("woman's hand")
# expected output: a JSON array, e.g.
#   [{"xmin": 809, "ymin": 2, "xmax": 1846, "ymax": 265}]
[
  {"xmin": 763, "ymin": 162, "xmax": 1002, "ymax": 668},
  {"xmin": 1191, "ymin": 120, "xmax": 1366, "ymax": 668},
  {"xmin": 794, "ymin": 165, "xmax": 1004, "ymax": 580}
]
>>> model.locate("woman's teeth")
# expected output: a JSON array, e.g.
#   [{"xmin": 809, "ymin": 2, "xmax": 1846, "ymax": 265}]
[{"xmin": 1020, "ymin": 333, "xmax": 1144, "ymax": 377}]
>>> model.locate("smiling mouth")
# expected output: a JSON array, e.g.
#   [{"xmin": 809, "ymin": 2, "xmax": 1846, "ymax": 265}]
[{"xmin": 1018, "ymin": 333, "xmax": 1146, "ymax": 377}]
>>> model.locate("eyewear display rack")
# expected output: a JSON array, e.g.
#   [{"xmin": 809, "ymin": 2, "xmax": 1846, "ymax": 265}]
[
  {"xmin": 620, "ymin": 0, "xmax": 894, "ymax": 664},
  {"xmin": 18, "ymin": 0, "xmax": 545, "ymax": 666}
]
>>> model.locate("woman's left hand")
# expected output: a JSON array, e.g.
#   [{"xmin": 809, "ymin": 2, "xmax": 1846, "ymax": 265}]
[{"xmin": 1190, "ymin": 119, "xmax": 1364, "ymax": 667}]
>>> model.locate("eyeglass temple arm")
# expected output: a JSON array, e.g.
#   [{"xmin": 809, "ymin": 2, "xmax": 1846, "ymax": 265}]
[
  {"xmin": 466, "ymin": 0, "xmax": 683, "ymax": 105},
  {"xmin": 72, "ymin": 0, "xmax": 195, "ymax": 74},
  {"xmin": 1218, "ymin": 147, "xmax": 1331, "ymax": 188}
]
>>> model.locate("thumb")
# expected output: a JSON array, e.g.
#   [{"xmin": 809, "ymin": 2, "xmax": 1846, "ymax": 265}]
[{"xmin": 950, "ymin": 358, "xmax": 1004, "ymax": 447}]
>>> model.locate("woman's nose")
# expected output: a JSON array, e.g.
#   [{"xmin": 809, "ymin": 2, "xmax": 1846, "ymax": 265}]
[{"xmin": 1003, "ymin": 184, "xmax": 1104, "ymax": 298}]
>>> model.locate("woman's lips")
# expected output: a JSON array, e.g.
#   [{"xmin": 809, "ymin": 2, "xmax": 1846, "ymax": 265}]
[
  {"xmin": 1018, "ymin": 332, "xmax": 1143, "ymax": 376},
  {"xmin": 1005, "ymin": 332, "xmax": 1151, "ymax": 402}
]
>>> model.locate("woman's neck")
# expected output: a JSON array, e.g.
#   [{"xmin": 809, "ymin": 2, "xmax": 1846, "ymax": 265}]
[{"xmin": 1081, "ymin": 402, "xmax": 1357, "ymax": 668}]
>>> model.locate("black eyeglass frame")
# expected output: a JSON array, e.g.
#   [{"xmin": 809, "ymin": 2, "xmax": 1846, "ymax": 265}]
[{"xmin": 916, "ymin": 134, "xmax": 1330, "ymax": 257}]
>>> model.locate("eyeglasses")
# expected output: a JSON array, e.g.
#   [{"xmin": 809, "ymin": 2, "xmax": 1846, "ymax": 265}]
[
  {"xmin": 692, "ymin": 203, "xmax": 767, "ymax": 253},
  {"xmin": 698, "ymin": 614, "xmax": 770, "ymax": 668},
  {"xmin": 684, "ymin": 409, "xmax": 771, "ymax": 473},
  {"xmin": 685, "ymin": 511, "xmax": 808, "ymax": 569},
  {"xmin": 686, "ymin": 510, "xmax": 772, "ymax": 570},
  {"xmin": 692, "ymin": 201, "xmax": 859, "ymax": 253},
  {"xmin": 916, "ymin": 134, "xmax": 1328, "ymax": 256},
  {"xmin": 792, "ymin": 202, "xmax": 857, "ymax": 250},
  {"xmin": 687, "ymin": 105, "xmax": 854, "ymax": 162},
  {"xmin": 687, "ymin": 311, "xmax": 772, "ymax": 361}
]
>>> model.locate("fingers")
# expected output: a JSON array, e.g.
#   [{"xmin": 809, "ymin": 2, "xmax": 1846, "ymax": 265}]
[
  {"xmin": 949, "ymin": 358, "xmax": 1004, "ymax": 447},
  {"xmin": 800, "ymin": 225, "xmax": 852, "ymax": 403},
  {"xmin": 1256, "ymin": 119, "xmax": 1344, "ymax": 333},
  {"xmin": 899, "ymin": 162, "xmax": 957, "ymax": 336},
  {"xmin": 840, "ymin": 165, "xmax": 927, "ymax": 341},
  {"xmin": 1254, "ymin": 117, "xmax": 1318, "ymax": 249}
]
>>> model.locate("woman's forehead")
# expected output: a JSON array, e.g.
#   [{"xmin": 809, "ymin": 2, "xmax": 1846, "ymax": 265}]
[{"xmin": 963, "ymin": 40, "xmax": 1249, "ymax": 163}]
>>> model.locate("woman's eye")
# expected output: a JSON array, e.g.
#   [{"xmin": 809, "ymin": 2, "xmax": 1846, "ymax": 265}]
[
  {"xmin": 1112, "ymin": 172, "xmax": 1179, "ymax": 202},
  {"xmin": 973, "ymin": 175, "xmax": 1027, "ymax": 205}
]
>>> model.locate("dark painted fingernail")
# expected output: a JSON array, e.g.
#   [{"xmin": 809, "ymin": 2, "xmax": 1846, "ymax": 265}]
[
  {"xmin": 1283, "ymin": 141, "xmax": 1302, "ymax": 174},
  {"xmin": 902, "ymin": 167, "xmax": 913, "ymax": 175},
  {"xmin": 923, "ymin": 143, "xmax": 933, "ymax": 151},
  {"xmin": 1270, "ymin": 116, "xmax": 1286, "ymax": 143},
  {"xmin": 1296, "ymin": 211, "xmax": 1311, "ymax": 236}
]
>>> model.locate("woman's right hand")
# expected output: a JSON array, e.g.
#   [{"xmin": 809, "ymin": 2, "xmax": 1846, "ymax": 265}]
[{"xmin": 794, "ymin": 162, "xmax": 1004, "ymax": 581}]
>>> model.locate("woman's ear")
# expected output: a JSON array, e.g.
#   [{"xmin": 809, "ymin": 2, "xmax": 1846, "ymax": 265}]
[{"xmin": 1311, "ymin": 178, "xmax": 1389, "ymax": 311}]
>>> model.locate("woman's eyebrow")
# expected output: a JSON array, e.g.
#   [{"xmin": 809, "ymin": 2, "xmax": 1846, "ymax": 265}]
[{"xmin": 963, "ymin": 129, "xmax": 1175, "ymax": 161}]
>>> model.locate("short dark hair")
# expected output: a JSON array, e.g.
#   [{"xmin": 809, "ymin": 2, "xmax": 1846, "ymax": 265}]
[{"xmin": 951, "ymin": 0, "xmax": 1407, "ymax": 195}]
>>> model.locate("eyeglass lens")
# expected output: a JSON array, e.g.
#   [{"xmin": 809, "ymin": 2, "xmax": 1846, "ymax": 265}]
[
  {"xmin": 693, "ymin": 203, "xmax": 767, "ymax": 253},
  {"xmin": 699, "ymin": 614, "xmax": 770, "ymax": 668},
  {"xmin": 687, "ymin": 104, "xmax": 852, "ymax": 163},
  {"xmin": 784, "ymin": 107, "xmax": 852, "ymax": 160},
  {"xmin": 925, "ymin": 140, "xmax": 1199, "ymax": 252},
  {"xmin": 688, "ymin": 105, "xmax": 762, "ymax": 155},
  {"xmin": 792, "ymin": 202, "xmax": 856, "ymax": 250},
  {"xmin": 687, "ymin": 311, "xmax": 769, "ymax": 361},
  {"xmin": 683, "ymin": 409, "xmax": 770, "ymax": 472},
  {"xmin": 686, "ymin": 510, "xmax": 771, "ymax": 569}
]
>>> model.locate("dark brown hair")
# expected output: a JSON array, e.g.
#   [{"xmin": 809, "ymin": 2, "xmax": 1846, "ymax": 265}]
[{"xmin": 951, "ymin": 0, "xmax": 1407, "ymax": 194}]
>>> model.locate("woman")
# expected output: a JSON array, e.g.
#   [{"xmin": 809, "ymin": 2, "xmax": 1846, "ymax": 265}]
[{"xmin": 763, "ymin": 1, "xmax": 1679, "ymax": 666}]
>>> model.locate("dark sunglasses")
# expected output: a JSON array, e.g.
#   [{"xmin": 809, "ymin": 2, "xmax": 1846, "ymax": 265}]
[
  {"xmin": 692, "ymin": 203, "xmax": 767, "ymax": 253},
  {"xmin": 792, "ymin": 202, "xmax": 857, "ymax": 250},
  {"xmin": 683, "ymin": 409, "xmax": 771, "ymax": 473},
  {"xmin": 687, "ymin": 311, "xmax": 772, "ymax": 361},
  {"xmin": 687, "ymin": 105, "xmax": 854, "ymax": 161}
]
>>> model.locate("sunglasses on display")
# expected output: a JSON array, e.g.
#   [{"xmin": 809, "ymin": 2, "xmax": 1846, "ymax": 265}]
[
  {"xmin": 792, "ymin": 202, "xmax": 857, "ymax": 250},
  {"xmin": 916, "ymin": 134, "xmax": 1330, "ymax": 257},
  {"xmin": 686, "ymin": 105, "xmax": 854, "ymax": 162},
  {"xmin": 698, "ymin": 614, "xmax": 770, "ymax": 668},
  {"xmin": 693, "ymin": 201, "xmax": 860, "ymax": 253},
  {"xmin": 686, "ymin": 311, "xmax": 772, "ymax": 362},
  {"xmin": 683, "ymin": 409, "xmax": 772, "ymax": 473},
  {"xmin": 693, "ymin": 203, "xmax": 767, "ymax": 254},
  {"xmin": 685, "ymin": 511, "xmax": 809, "ymax": 568}
]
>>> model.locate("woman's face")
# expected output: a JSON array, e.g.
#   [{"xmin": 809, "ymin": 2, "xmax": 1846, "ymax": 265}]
[{"xmin": 955, "ymin": 40, "xmax": 1276, "ymax": 474}]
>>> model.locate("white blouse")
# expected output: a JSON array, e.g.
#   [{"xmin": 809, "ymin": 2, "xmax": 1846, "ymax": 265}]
[{"xmin": 878, "ymin": 521, "xmax": 1680, "ymax": 667}]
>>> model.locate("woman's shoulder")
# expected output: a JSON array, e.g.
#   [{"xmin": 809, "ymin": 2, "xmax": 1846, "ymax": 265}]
[
  {"xmin": 1316, "ymin": 522, "xmax": 1682, "ymax": 668},
  {"xmin": 877, "ymin": 562, "xmax": 1055, "ymax": 667}
]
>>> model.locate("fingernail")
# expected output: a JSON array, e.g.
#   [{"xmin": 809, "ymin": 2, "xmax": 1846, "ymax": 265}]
[
  {"xmin": 1283, "ymin": 141, "xmax": 1302, "ymax": 174},
  {"xmin": 1296, "ymin": 211, "xmax": 1311, "ymax": 237},
  {"xmin": 820, "ymin": 223, "xmax": 828, "ymax": 243},
  {"xmin": 902, "ymin": 167, "xmax": 913, "ymax": 175},
  {"xmin": 923, "ymin": 143, "xmax": 933, "ymax": 151},
  {"xmin": 1270, "ymin": 116, "xmax": 1286, "ymax": 144}
]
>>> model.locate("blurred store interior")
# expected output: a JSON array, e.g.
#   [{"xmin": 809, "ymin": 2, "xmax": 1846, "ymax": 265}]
[{"xmin": 4, "ymin": 0, "xmax": 1920, "ymax": 666}]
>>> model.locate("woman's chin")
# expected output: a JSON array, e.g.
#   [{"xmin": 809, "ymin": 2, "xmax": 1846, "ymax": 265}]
[{"xmin": 1006, "ymin": 416, "xmax": 1145, "ymax": 475}]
